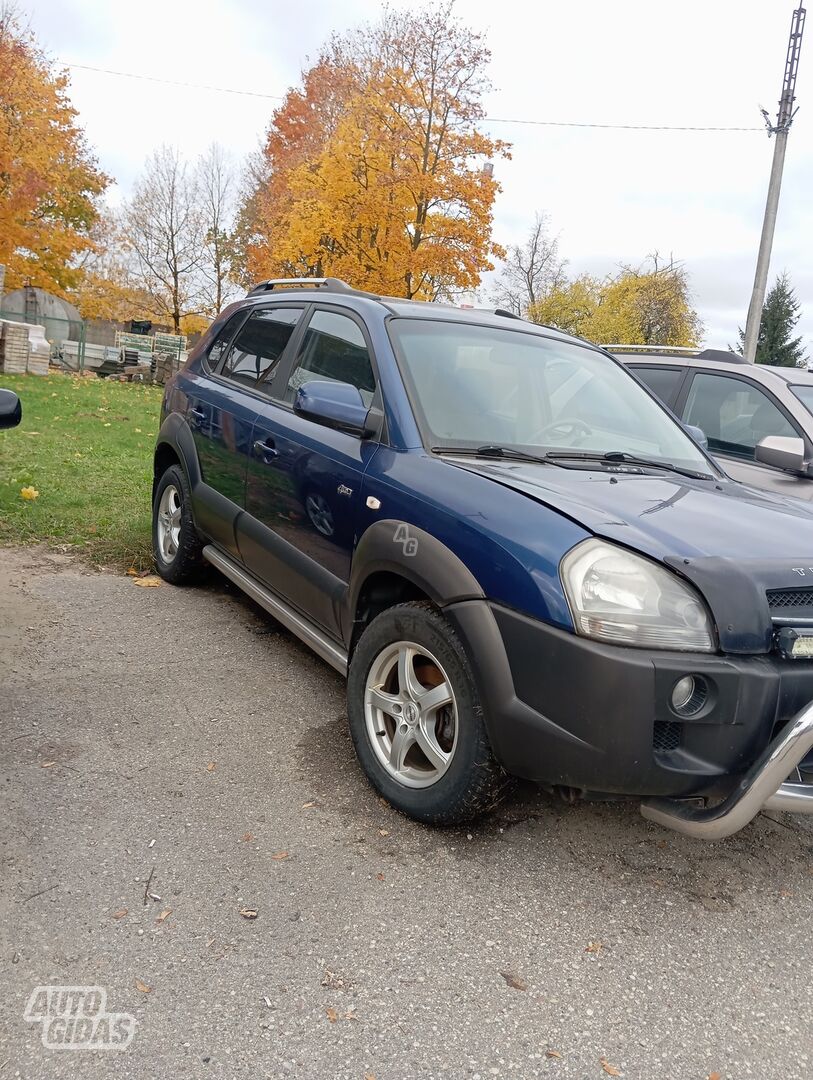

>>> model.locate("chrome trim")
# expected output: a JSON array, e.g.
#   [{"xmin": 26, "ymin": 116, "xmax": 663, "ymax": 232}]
[
  {"xmin": 641, "ymin": 699, "xmax": 813, "ymax": 839},
  {"xmin": 202, "ymin": 545, "xmax": 348, "ymax": 675}
]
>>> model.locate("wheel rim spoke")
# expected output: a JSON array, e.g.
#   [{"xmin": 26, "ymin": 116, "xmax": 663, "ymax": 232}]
[
  {"xmin": 415, "ymin": 716, "xmax": 450, "ymax": 771},
  {"xmin": 416, "ymin": 680, "xmax": 453, "ymax": 714},
  {"xmin": 389, "ymin": 724, "xmax": 415, "ymax": 772},
  {"xmin": 368, "ymin": 687, "xmax": 404, "ymax": 717},
  {"xmin": 397, "ymin": 646, "xmax": 423, "ymax": 700}
]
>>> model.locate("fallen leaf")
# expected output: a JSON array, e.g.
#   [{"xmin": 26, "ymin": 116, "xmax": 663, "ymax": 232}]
[
  {"xmin": 135, "ymin": 979, "xmax": 151, "ymax": 994},
  {"xmin": 206, "ymin": 762, "xmax": 217, "ymax": 772},
  {"xmin": 499, "ymin": 971, "xmax": 527, "ymax": 991},
  {"xmin": 40, "ymin": 761, "xmax": 56, "ymax": 769},
  {"xmin": 239, "ymin": 907, "xmax": 258, "ymax": 919},
  {"xmin": 378, "ymin": 828, "xmax": 389, "ymax": 837},
  {"xmin": 301, "ymin": 801, "xmax": 316, "ymax": 809},
  {"xmin": 321, "ymin": 969, "xmax": 345, "ymax": 990},
  {"xmin": 375, "ymin": 872, "xmax": 385, "ymax": 882},
  {"xmin": 132, "ymin": 576, "xmax": 162, "ymax": 588},
  {"xmin": 20, "ymin": 486, "xmax": 39, "ymax": 501},
  {"xmin": 600, "ymin": 1059, "xmax": 622, "ymax": 1077},
  {"xmin": 135, "ymin": 428, "xmax": 142, "ymax": 433},
  {"xmin": 242, "ymin": 832, "xmax": 253, "ymax": 842},
  {"xmin": 585, "ymin": 941, "xmax": 603, "ymax": 955},
  {"xmin": 326, "ymin": 1006, "xmax": 338, "ymax": 1023},
  {"xmin": 112, "ymin": 908, "xmax": 128, "ymax": 919},
  {"xmin": 708, "ymin": 1074, "xmax": 722, "ymax": 1080},
  {"xmin": 545, "ymin": 1049, "xmax": 562, "ymax": 1059},
  {"xmin": 365, "ymin": 1074, "xmax": 377, "ymax": 1080},
  {"xmin": 155, "ymin": 909, "xmax": 172, "ymax": 924},
  {"xmin": 271, "ymin": 851, "xmax": 289, "ymax": 861}
]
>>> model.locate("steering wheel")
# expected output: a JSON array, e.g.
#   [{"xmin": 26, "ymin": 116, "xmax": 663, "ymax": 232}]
[{"xmin": 531, "ymin": 417, "xmax": 593, "ymax": 443}]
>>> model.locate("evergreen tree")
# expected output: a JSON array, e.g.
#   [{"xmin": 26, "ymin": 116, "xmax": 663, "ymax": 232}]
[{"xmin": 738, "ymin": 273, "xmax": 807, "ymax": 366}]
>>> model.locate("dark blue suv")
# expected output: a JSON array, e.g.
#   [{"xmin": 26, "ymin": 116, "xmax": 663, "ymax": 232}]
[{"xmin": 153, "ymin": 278, "xmax": 813, "ymax": 839}]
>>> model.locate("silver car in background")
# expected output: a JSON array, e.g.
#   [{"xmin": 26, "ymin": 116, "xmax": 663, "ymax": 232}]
[{"xmin": 613, "ymin": 346, "xmax": 813, "ymax": 499}]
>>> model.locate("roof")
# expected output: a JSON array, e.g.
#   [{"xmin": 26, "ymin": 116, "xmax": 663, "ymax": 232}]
[{"xmin": 242, "ymin": 277, "xmax": 578, "ymax": 345}]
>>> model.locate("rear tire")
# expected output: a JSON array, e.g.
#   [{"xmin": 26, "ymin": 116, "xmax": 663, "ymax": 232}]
[
  {"xmin": 152, "ymin": 464, "xmax": 206, "ymax": 585},
  {"xmin": 347, "ymin": 601, "xmax": 508, "ymax": 825}
]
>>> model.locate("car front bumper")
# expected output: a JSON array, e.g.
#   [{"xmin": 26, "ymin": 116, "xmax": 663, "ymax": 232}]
[{"xmin": 444, "ymin": 599, "xmax": 813, "ymax": 833}]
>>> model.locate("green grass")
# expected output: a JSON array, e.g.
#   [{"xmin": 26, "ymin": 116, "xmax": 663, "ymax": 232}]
[{"xmin": 0, "ymin": 373, "xmax": 164, "ymax": 568}]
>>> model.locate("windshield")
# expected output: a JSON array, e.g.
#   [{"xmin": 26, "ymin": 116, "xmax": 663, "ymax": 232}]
[
  {"xmin": 389, "ymin": 319, "xmax": 714, "ymax": 475},
  {"xmin": 791, "ymin": 385, "xmax": 813, "ymax": 417}
]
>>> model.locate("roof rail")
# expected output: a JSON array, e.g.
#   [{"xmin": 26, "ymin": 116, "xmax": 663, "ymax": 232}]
[
  {"xmin": 697, "ymin": 348, "xmax": 749, "ymax": 365},
  {"xmin": 604, "ymin": 343, "xmax": 750, "ymax": 366},
  {"xmin": 602, "ymin": 344, "xmax": 700, "ymax": 354},
  {"xmin": 246, "ymin": 277, "xmax": 380, "ymax": 299}
]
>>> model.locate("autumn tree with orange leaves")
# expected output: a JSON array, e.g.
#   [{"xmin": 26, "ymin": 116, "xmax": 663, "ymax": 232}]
[
  {"xmin": 241, "ymin": 3, "xmax": 509, "ymax": 300},
  {"xmin": 0, "ymin": 8, "xmax": 107, "ymax": 295}
]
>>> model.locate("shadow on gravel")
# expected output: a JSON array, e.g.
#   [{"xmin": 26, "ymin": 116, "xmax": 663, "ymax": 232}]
[{"xmin": 202, "ymin": 569, "xmax": 813, "ymax": 915}]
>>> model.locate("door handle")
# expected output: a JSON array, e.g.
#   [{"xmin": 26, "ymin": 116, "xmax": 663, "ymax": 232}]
[
  {"xmin": 253, "ymin": 438, "xmax": 279, "ymax": 461},
  {"xmin": 189, "ymin": 408, "xmax": 206, "ymax": 424}
]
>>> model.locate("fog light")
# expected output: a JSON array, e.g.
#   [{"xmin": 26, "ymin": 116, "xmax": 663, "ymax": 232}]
[{"xmin": 670, "ymin": 675, "xmax": 708, "ymax": 717}]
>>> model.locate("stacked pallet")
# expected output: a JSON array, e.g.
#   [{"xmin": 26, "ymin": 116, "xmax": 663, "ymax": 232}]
[
  {"xmin": 152, "ymin": 350, "xmax": 181, "ymax": 385},
  {"xmin": 0, "ymin": 321, "xmax": 30, "ymax": 374},
  {"xmin": 26, "ymin": 325, "xmax": 50, "ymax": 375}
]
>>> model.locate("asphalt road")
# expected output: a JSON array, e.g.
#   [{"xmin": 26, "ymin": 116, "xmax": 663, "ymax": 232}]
[{"xmin": 2, "ymin": 547, "xmax": 813, "ymax": 1080}]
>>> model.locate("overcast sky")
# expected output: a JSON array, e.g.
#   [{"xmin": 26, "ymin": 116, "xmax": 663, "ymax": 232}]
[{"xmin": 23, "ymin": 0, "xmax": 813, "ymax": 350}]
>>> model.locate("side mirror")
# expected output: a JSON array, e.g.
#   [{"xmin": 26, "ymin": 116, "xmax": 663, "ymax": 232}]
[
  {"xmin": 294, "ymin": 380, "xmax": 373, "ymax": 438},
  {"xmin": 683, "ymin": 423, "xmax": 708, "ymax": 450},
  {"xmin": 0, "ymin": 388, "xmax": 22, "ymax": 429},
  {"xmin": 755, "ymin": 435, "xmax": 807, "ymax": 474}
]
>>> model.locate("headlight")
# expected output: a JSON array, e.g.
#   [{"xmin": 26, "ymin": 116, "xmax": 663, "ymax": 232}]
[{"xmin": 560, "ymin": 539, "xmax": 715, "ymax": 652}]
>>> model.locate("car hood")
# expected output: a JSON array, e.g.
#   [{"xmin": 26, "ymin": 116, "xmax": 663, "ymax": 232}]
[{"xmin": 449, "ymin": 458, "xmax": 813, "ymax": 653}]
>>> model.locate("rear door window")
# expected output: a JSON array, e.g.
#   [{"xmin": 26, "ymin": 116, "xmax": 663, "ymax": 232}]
[{"xmin": 221, "ymin": 307, "xmax": 302, "ymax": 389}]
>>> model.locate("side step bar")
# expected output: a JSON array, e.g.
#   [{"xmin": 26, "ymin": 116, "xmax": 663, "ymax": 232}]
[
  {"xmin": 202, "ymin": 545, "xmax": 348, "ymax": 676},
  {"xmin": 641, "ymin": 699, "xmax": 813, "ymax": 839}
]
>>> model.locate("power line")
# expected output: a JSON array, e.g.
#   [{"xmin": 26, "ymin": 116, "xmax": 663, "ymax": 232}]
[
  {"xmin": 63, "ymin": 62, "xmax": 287, "ymax": 101},
  {"xmin": 61, "ymin": 61, "xmax": 764, "ymax": 132}
]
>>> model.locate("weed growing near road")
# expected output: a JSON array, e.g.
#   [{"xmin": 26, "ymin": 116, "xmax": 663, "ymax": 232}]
[{"xmin": 0, "ymin": 373, "xmax": 164, "ymax": 568}]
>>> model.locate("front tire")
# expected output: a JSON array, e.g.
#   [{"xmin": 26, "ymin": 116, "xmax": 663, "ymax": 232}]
[
  {"xmin": 347, "ymin": 601, "xmax": 507, "ymax": 825},
  {"xmin": 152, "ymin": 464, "xmax": 206, "ymax": 585}
]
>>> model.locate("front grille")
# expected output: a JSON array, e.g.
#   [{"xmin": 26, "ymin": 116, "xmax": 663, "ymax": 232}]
[
  {"xmin": 653, "ymin": 720, "xmax": 682, "ymax": 754},
  {"xmin": 767, "ymin": 587, "xmax": 813, "ymax": 612}
]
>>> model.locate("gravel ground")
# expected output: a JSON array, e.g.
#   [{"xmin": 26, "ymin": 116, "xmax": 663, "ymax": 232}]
[{"xmin": 2, "ymin": 547, "xmax": 813, "ymax": 1080}]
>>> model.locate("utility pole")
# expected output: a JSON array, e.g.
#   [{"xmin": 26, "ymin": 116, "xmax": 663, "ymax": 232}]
[{"xmin": 743, "ymin": 6, "xmax": 806, "ymax": 364}]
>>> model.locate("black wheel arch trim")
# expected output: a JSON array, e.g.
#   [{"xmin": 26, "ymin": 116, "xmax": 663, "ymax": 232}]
[
  {"xmin": 345, "ymin": 519, "xmax": 484, "ymax": 642},
  {"xmin": 154, "ymin": 412, "xmax": 201, "ymax": 493}
]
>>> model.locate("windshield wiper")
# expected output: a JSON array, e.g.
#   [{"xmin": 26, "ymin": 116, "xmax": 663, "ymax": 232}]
[
  {"xmin": 544, "ymin": 450, "xmax": 714, "ymax": 481},
  {"xmin": 431, "ymin": 445, "xmax": 561, "ymax": 467}
]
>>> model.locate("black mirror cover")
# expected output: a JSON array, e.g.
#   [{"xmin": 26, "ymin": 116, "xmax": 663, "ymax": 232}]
[{"xmin": 0, "ymin": 388, "xmax": 22, "ymax": 430}]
